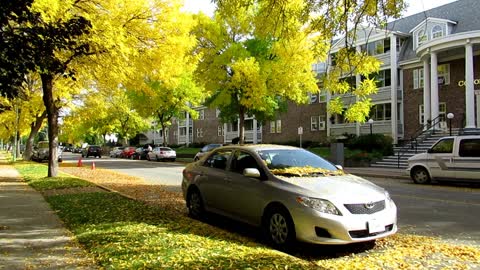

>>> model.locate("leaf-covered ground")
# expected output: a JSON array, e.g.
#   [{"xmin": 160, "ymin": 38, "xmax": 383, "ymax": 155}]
[{"xmin": 14, "ymin": 162, "xmax": 480, "ymax": 269}]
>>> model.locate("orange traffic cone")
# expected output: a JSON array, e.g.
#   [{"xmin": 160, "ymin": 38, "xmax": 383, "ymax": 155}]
[
  {"xmin": 91, "ymin": 161, "xmax": 96, "ymax": 170},
  {"xmin": 77, "ymin": 157, "xmax": 83, "ymax": 167}
]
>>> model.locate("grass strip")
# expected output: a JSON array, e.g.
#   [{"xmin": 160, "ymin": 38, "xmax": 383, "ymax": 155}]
[{"xmin": 14, "ymin": 162, "xmax": 480, "ymax": 269}]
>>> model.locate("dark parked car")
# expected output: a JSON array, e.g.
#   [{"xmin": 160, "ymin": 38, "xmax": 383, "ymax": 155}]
[
  {"xmin": 193, "ymin": 143, "xmax": 223, "ymax": 161},
  {"xmin": 132, "ymin": 147, "xmax": 150, "ymax": 160},
  {"xmin": 82, "ymin": 145, "xmax": 103, "ymax": 158}
]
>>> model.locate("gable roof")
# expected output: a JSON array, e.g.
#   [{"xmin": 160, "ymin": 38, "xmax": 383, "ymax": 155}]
[
  {"xmin": 388, "ymin": 0, "xmax": 480, "ymax": 62},
  {"xmin": 387, "ymin": 0, "xmax": 480, "ymax": 34}
]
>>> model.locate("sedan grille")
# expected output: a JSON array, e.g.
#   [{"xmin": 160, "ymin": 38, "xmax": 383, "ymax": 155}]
[
  {"xmin": 349, "ymin": 224, "xmax": 394, "ymax": 238},
  {"xmin": 344, "ymin": 200, "xmax": 385, "ymax": 215}
]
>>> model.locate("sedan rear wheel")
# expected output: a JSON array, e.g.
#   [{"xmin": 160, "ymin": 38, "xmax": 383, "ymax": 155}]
[
  {"xmin": 187, "ymin": 188, "xmax": 205, "ymax": 220},
  {"xmin": 263, "ymin": 206, "xmax": 295, "ymax": 249},
  {"xmin": 412, "ymin": 167, "xmax": 430, "ymax": 184}
]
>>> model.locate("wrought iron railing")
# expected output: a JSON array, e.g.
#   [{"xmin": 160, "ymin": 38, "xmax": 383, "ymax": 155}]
[{"xmin": 396, "ymin": 116, "xmax": 443, "ymax": 168}]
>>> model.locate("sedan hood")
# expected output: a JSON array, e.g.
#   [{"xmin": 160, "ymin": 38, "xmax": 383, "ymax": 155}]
[{"xmin": 277, "ymin": 174, "xmax": 385, "ymax": 203}]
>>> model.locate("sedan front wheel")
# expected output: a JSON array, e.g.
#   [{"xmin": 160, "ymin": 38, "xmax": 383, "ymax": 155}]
[{"xmin": 263, "ymin": 206, "xmax": 295, "ymax": 249}]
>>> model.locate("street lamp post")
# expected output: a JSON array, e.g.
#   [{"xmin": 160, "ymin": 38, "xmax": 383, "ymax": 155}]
[
  {"xmin": 368, "ymin": 119, "xmax": 374, "ymax": 136},
  {"xmin": 447, "ymin": 113, "xmax": 454, "ymax": 136}
]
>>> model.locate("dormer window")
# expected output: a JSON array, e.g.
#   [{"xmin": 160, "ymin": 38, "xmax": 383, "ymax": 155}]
[
  {"xmin": 432, "ymin": 25, "xmax": 443, "ymax": 39},
  {"xmin": 417, "ymin": 29, "xmax": 427, "ymax": 47}
]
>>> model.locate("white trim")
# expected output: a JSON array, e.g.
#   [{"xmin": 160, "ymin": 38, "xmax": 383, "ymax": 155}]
[
  {"xmin": 409, "ymin": 17, "xmax": 457, "ymax": 34},
  {"xmin": 417, "ymin": 31, "xmax": 480, "ymax": 58}
]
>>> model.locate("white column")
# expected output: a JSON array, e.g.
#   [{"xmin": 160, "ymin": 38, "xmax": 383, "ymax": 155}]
[
  {"xmin": 223, "ymin": 123, "xmax": 227, "ymax": 144},
  {"xmin": 390, "ymin": 36, "xmax": 398, "ymax": 144},
  {"xmin": 423, "ymin": 58, "xmax": 431, "ymax": 127},
  {"xmin": 253, "ymin": 118, "xmax": 258, "ymax": 144},
  {"xmin": 430, "ymin": 52, "xmax": 439, "ymax": 126},
  {"xmin": 355, "ymin": 45, "xmax": 361, "ymax": 136},
  {"xmin": 186, "ymin": 112, "xmax": 190, "ymax": 146},
  {"xmin": 465, "ymin": 43, "xmax": 475, "ymax": 128}
]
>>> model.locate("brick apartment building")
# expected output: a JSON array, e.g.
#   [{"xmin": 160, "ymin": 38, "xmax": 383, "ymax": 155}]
[{"xmin": 144, "ymin": 0, "xmax": 480, "ymax": 146}]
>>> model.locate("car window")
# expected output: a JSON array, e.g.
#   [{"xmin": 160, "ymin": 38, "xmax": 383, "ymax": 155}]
[
  {"xmin": 459, "ymin": 139, "xmax": 480, "ymax": 157},
  {"xmin": 160, "ymin": 147, "xmax": 172, "ymax": 151},
  {"xmin": 430, "ymin": 138, "xmax": 454, "ymax": 154},
  {"xmin": 204, "ymin": 150, "xmax": 232, "ymax": 170},
  {"xmin": 257, "ymin": 149, "xmax": 340, "ymax": 177},
  {"xmin": 230, "ymin": 151, "xmax": 260, "ymax": 174}
]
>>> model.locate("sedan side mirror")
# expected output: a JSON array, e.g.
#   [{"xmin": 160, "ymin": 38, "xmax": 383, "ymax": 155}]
[
  {"xmin": 335, "ymin": 165, "xmax": 343, "ymax": 170},
  {"xmin": 243, "ymin": 168, "xmax": 261, "ymax": 178}
]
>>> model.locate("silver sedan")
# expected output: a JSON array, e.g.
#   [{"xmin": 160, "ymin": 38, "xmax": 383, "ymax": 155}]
[{"xmin": 182, "ymin": 144, "xmax": 397, "ymax": 248}]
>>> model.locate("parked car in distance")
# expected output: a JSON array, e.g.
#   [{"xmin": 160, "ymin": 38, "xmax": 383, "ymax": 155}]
[
  {"xmin": 82, "ymin": 145, "xmax": 103, "ymax": 158},
  {"xmin": 120, "ymin": 146, "xmax": 137, "ymax": 159},
  {"xmin": 193, "ymin": 143, "xmax": 223, "ymax": 161},
  {"xmin": 147, "ymin": 147, "xmax": 176, "ymax": 161},
  {"xmin": 32, "ymin": 141, "xmax": 63, "ymax": 162},
  {"xmin": 132, "ymin": 147, "xmax": 150, "ymax": 160},
  {"xmin": 109, "ymin": 147, "xmax": 125, "ymax": 158},
  {"xmin": 182, "ymin": 144, "xmax": 397, "ymax": 248},
  {"xmin": 407, "ymin": 135, "xmax": 480, "ymax": 184}
]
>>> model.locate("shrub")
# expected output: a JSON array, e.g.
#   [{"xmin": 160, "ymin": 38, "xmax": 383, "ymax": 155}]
[{"xmin": 348, "ymin": 134, "xmax": 393, "ymax": 156}]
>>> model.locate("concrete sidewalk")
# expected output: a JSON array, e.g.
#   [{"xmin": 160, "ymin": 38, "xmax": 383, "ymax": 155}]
[{"xmin": 0, "ymin": 156, "xmax": 97, "ymax": 269}]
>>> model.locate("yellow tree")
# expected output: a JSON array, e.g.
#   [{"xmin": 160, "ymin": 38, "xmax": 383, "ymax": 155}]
[
  {"xmin": 209, "ymin": 0, "xmax": 405, "ymax": 132},
  {"xmin": 193, "ymin": 9, "xmax": 319, "ymax": 144},
  {"xmin": 18, "ymin": 0, "xmax": 195, "ymax": 176}
]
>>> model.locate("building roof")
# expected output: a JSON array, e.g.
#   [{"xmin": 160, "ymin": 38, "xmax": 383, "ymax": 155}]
[
  {"xmin": 388, "ymin": 0, "xmax": 480, "ymax": 34},
  {"xmin": 388, "ymin": 0, "xmax": 480, "ymax": 62}
]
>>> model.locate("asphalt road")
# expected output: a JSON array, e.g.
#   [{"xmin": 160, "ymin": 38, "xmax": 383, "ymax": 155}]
[{"xmin": 63, "ymin": 152, "xmax": 480, "ymax": 245}]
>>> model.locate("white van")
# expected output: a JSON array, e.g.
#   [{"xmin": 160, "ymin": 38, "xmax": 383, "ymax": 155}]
[{"xmin": 406, "ymin": 135, "xmax": 480, "ymax": 184}]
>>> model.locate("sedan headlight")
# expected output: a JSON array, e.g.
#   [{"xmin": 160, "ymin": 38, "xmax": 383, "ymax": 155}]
[{"xmin": 296, "ymin": 196, "xmax": 341, "ymax": 215}]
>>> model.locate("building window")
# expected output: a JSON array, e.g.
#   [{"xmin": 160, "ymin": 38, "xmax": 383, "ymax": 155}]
[
  {"xmin": 217, "ymin": 126, "xmax": 224, "ymax": 136},
  {"xmin": 270, "ymin": 120, "xmax": 282, "ymax": 133},
  {"xmin": 308, "ymin": 92, "xmax": 318, "ymax": 104},
  {"xmin": 432, "ymin": 25, "xmax": 443, "ymax": 39},
  {"xmin": 413, "ymin": 68, "xmax": 424, "ymax": 89},
  {"xmin": 372, "ymin": 69, "xmax": 391, "ymax": 88},
  {"xmin": 419, "ymin": 103, "xmax": 446, "ymax": 124},
  {"xmin": 311, "ymin": 116, "xmax": 318, "ymax": 131},
  {"xmin": 370, "ymin": 103, "xmax": 391, "ymax": 121},
  {"xmin": 245, "ymin": 119, "xmax": 253, "ymax": 131},
  {"xmin": 417, "ymin": 29, "xmax": 427, "ymax": 47},
  {"xmin": 319, "ymin": 89, "xmax": 327, "ymax": 103},
  {"xmin": 227, "ymin": 121, "xmax": 238, "ymax": 132},
  {"xmin": 179, "ymin": 127, "xmax": 186, "ymax": 136},
  {"xmin": 438, "ymin": 64, "xmax": 450, "ymax": 85},
  {"xmin": 198, "ymin": 109, "xmax": 205, "ymax": 120},
  {"xmin": 361, "ymin": 38, "xmax": 390, "ymax": 56},
  {"xmin": 319, "ymin": 116, "xmax": 326, "ymax": 130},
  {"xmin": 196, "ymin": 128, "xmax": 203, "ymax": 138},
  {"xmin": 311, "ymin": 116, "xmax": 326, "ymax": 131}
]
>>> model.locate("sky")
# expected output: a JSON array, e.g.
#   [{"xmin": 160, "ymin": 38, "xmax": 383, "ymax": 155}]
[{"xmin": 183, "ymin": 0, "xmax": 458, "ymax": 18}]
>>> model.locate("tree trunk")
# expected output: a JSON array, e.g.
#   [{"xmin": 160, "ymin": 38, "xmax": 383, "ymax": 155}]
[
  {"xmin": 41, "ymin": 73, "xmax": 59, "ymax": 177},
  {"xmin": 23, "ymin": 111, "xmax": 47, "ymax": 160},
  {"xmin": 238, "ymin": 107, "xmax": 245, "ymax": 145},
  {"xmin": 161, "ymin": 122, "xmax": 167, "ymax": 146}
]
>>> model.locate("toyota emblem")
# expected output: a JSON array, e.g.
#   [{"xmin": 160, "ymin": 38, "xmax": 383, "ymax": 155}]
[{"xmin": 364, "ymin": 202, "xmax": 375, "ymax": 209}]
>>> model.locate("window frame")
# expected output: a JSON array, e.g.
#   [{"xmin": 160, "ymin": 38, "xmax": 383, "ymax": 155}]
[{"xmin": 432, "ymin": 25, "xmax": 443, "ymax": 39}]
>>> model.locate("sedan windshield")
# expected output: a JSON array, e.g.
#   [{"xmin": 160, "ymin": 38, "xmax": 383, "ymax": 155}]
[{"xmin": 257, "ymin": 149, "xmax": 343, "ymax": 177}]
